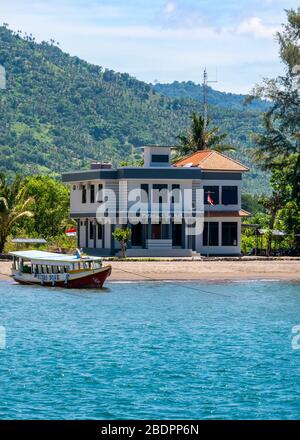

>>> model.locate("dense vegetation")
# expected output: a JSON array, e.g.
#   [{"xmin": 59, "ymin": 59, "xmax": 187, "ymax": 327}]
[
  {"xmin": 176, "ymin": 113, "xmax": 235, "ymax": 157},
  {"xmin": 0, "ymin": 24, "xmax": 268, "ymax": 193},
  {"xmin": 246, "ymin": 9, "xmax": 300, "ymax": 253},
  {"xmin": 0, "ymin": 174, "xmax": 74, "ymax": 253},
  {"xmin": 153, "ymin": 81, "xmax": 269, "ymax": 111}
]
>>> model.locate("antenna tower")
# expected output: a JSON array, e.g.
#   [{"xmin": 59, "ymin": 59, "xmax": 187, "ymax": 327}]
[{"xmin": 202, "ymin": 67, "xmax": 218, "ymax": 129}]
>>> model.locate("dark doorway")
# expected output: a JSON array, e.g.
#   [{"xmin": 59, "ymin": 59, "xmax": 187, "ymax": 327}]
[
  {"xmin": 152, "ymin": 223, "xmax": 162, "ymax": 239},
  {"xmin": 172, "ymin": 223, "xmax": 182, "ymax": 246},
  {"xmin": 131, "ymin": 223, "xmax": 143, "ymax": 246}
]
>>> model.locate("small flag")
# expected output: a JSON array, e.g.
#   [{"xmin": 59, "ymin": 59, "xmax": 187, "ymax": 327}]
[
  {"xmin": 66, "ymin": 228, "xmax": 77, "ymax": 237},
  {"xmin": 207, "ymin": 193, "xmax": 214, "ymax": 206}
]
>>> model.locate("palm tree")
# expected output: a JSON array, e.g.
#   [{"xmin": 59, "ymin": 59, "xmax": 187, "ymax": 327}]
[
  {"xmin": 0, "ymin": 174, "xmax": 34, "ymax": 253},
  {"xmin": 176, "ymin": 112, "xmax": 235, "ymax": 158}
]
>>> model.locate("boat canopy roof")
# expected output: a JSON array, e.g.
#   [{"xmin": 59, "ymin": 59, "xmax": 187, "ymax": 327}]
[
  {"xmin": 11, "ymin": 238, "xmax": 47, "ymax": 244},
  {"xmin": 9, "ymin": 250, "xmax": 102, "ymax": 265}
]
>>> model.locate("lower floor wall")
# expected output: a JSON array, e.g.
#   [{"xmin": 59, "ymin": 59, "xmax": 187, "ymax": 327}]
[{"xmin": 76, "ymin": 217, "xmax": 242, "ymax": 256}]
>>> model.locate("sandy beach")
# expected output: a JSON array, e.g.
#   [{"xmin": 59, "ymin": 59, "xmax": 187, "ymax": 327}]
[{"xmin": 1, "ymin": 259, "xmax": 300, "ymax": 283}]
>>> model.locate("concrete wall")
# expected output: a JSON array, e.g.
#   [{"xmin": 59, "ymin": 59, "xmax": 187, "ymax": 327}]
[{"xmin": 143, "ymin": 146, "xmax": 171, "ymax": 167}]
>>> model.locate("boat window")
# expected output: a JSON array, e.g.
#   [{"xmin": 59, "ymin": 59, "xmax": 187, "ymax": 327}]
[{"xmin": 22, "ymin": 263, "xmax": 32, "ymax": 274}]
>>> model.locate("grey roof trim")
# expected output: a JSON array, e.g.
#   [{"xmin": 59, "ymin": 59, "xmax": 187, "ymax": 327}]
[
  {"xmin": 62, "ymin": 169, "xmax": 118, "ymax": 182},
  {"xmin": 62, "ymin": 168, "xmax": 242, "ymax": 182},
  {"xmin": 117, "ymin": 168, "xmax": 203, "ymax": 179}
]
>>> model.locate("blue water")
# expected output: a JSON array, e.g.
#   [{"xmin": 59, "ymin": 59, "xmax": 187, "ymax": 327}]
[{"xmin": 0, "ymin": 279, "xmax": 300, "ymax": 420}]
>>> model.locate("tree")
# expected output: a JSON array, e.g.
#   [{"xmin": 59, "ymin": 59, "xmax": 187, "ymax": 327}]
[
  {"xmin": 248, "ymin": 9, "xmax": 300, "ymax": 245},
  {"xmin": 20, "ymin": 175, "xmax": 70, "ymax": 238},
  {"xmin": 250, "ymin": 9, "xmax": 300, "ymax": 209},
  {"xmin": 112, "ymin": 227, "xmax": 131, "ymax": 258},
  {"xmin": 176, "ymin": 112, "xmax": 235, "ymax": 158},
  {"xmin": 0, "ymin": 173, "xmax": 34, "ymax": 253},
  {"xmin": 258, "ymin": 192, "xmax": 282, "ymax": 256}
]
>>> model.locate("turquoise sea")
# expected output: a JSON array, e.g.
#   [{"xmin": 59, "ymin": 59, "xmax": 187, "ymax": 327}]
[{"xmin": 0, "ymin": 279, "xmax": 300, "ymax": 420}]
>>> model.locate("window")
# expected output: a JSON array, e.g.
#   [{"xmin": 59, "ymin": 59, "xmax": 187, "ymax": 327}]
[
  {"xmin": 98, "ymin": 184, "xmax": 103, "ymax": 202},
  {"xmin": 141, "ymin": 184, "xmax": 149, "ymax": 203},
  {"xmin": 90, "ymin": 185, "xmax": 95, "ymax": 203},
  {"xmin": 151, "ymin": 154, "xmax": 169, "ymax": 163},
  {"xmin": 97, "ymin": 223, "xmax": 103, "ymax": 240},
  {"xmin": 89, "ymin": 221, "xmax": 94, "ymax": 240},
  {"xmin": 82, "ymin": 185, "xmax": 86, "ymax": 204},
  {"xmin": 222, "ymin": 186, "xmax": 238, "ymax": 205},
  {"xmin": 152, "ymin": 184, "xmax": 168, "ymax": 204},
  {"xmin": 171, "ymin": 184, "xmax": 180, "ymax": 204},
  {"xmin": 204, "ymin": 186, "xmax": 219, "ymax": 205},
  {"xmin": 222, "ymin": 222, "xmax": 238, "ymax": 246},
  {"xmin": 203, "ymin": 222, "xmax": 219, "ymax": 246}
]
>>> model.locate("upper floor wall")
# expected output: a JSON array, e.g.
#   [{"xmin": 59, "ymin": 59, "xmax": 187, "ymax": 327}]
[{"xmin": 67, "ymin": 176, "xmax": 242, "ymax": 215}]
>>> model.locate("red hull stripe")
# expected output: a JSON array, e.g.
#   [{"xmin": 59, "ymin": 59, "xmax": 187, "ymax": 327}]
[{"xmin": 14, "ymin": 266, "xmax": 112, "ymax": 289}]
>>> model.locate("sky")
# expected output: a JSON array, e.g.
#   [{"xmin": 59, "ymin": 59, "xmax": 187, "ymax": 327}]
[{"xmin": 1, "ymin": 0, "xmax": 299, "ymax": 93}]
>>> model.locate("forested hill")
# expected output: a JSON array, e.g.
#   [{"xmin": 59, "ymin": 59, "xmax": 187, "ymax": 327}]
[
  {"xmin": 153, "ymin": 81, "xmax": 270, "ymax": 111},
  {"xmin": 0, "ymin": 25, "xmax": 267, "ymax": 193}
]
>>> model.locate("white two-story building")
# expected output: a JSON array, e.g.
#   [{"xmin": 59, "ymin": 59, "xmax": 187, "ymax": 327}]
[{"xmin": 62, "ymin": 146, "xmax": 249, "ymax": 257}]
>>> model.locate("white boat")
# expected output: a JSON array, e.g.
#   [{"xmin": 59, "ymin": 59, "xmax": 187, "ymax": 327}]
[{"xmin": 9, "ymin": 251, "xmax": 111, "ymax": 288}]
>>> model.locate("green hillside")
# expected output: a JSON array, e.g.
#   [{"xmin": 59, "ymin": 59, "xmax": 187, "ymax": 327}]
[
  {"xmin": 153, "ymin": 81, "xmax": 270, "ymax": 111},
  {"xmin": 0, "ymin": 25, "xmax": 268, "ymax": 193}
]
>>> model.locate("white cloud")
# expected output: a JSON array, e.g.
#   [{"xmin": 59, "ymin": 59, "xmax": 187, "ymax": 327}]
[
  {"xmin": 163, "ymin": 2, "xmax": 176, "ymax": 15},
  {"xmin": 0, "ymin": 0, "xmax": 286, "ymax": 93},
  {"xmin": 236, "ymin": 17, "xmax": 279, "ymax": 39}
]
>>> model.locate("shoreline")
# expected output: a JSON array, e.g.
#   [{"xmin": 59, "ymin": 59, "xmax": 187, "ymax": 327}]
[{"xmin": 1, "ymin": 259, "xmax": 300, "ymax": 283}]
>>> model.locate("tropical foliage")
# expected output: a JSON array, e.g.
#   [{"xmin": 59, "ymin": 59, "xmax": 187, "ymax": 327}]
[
  {"xmin": 19, "ymin": 175, "xmax": 71, "ymax": 238},
  {"xmin": 176, "ymin": 112, "xmax": 234, "ymax": 158},
  {"xmin": 0, "ymin": 174, "xmax": 34, "ymax": 253},
  {"xmin": 249, "ymin": 8, "xmax": 300, "ymax": 243},
  {"xmin": 153, "ymin": 81, "xmax": 269, "ymax": 111},
  {"xmin": 0, "ymin": 174, "xmax": 72, "ymax": 253},
  {"xmin": 112, "ymin": 227, "xmax": 131, "ymax": 258}
]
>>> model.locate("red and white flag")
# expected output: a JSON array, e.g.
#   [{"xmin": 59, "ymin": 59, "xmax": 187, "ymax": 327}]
[
  {"xmin": 66, "ymin": 228, "xmax": 77, "ymax": 237},
  {"xmin": 207, "ymin": 193, "xmax": 214, "ymax": 206}
]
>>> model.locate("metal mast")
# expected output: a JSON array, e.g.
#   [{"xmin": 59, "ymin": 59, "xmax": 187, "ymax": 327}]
[{"xmin": 202, "ymin": 67, "xmax": 217, "ymax": 129}]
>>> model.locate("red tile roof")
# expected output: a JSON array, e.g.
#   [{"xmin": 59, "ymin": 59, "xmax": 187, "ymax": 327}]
[{"xmin": 174, "ymin": 150, "xmax": 249, "ymax": 172}]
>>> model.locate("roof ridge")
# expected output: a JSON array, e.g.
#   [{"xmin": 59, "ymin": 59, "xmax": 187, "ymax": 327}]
[
  {"xmin": 196, "ymin": 150, "xmax": 214, "ymax": 167},
  {"xmin": 209, "ymin": 150, "xmax": 249, "ymax": 171},
  {"xmin": 174, "ymin": 149, "xmax": 212, "ymax": 166}
]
